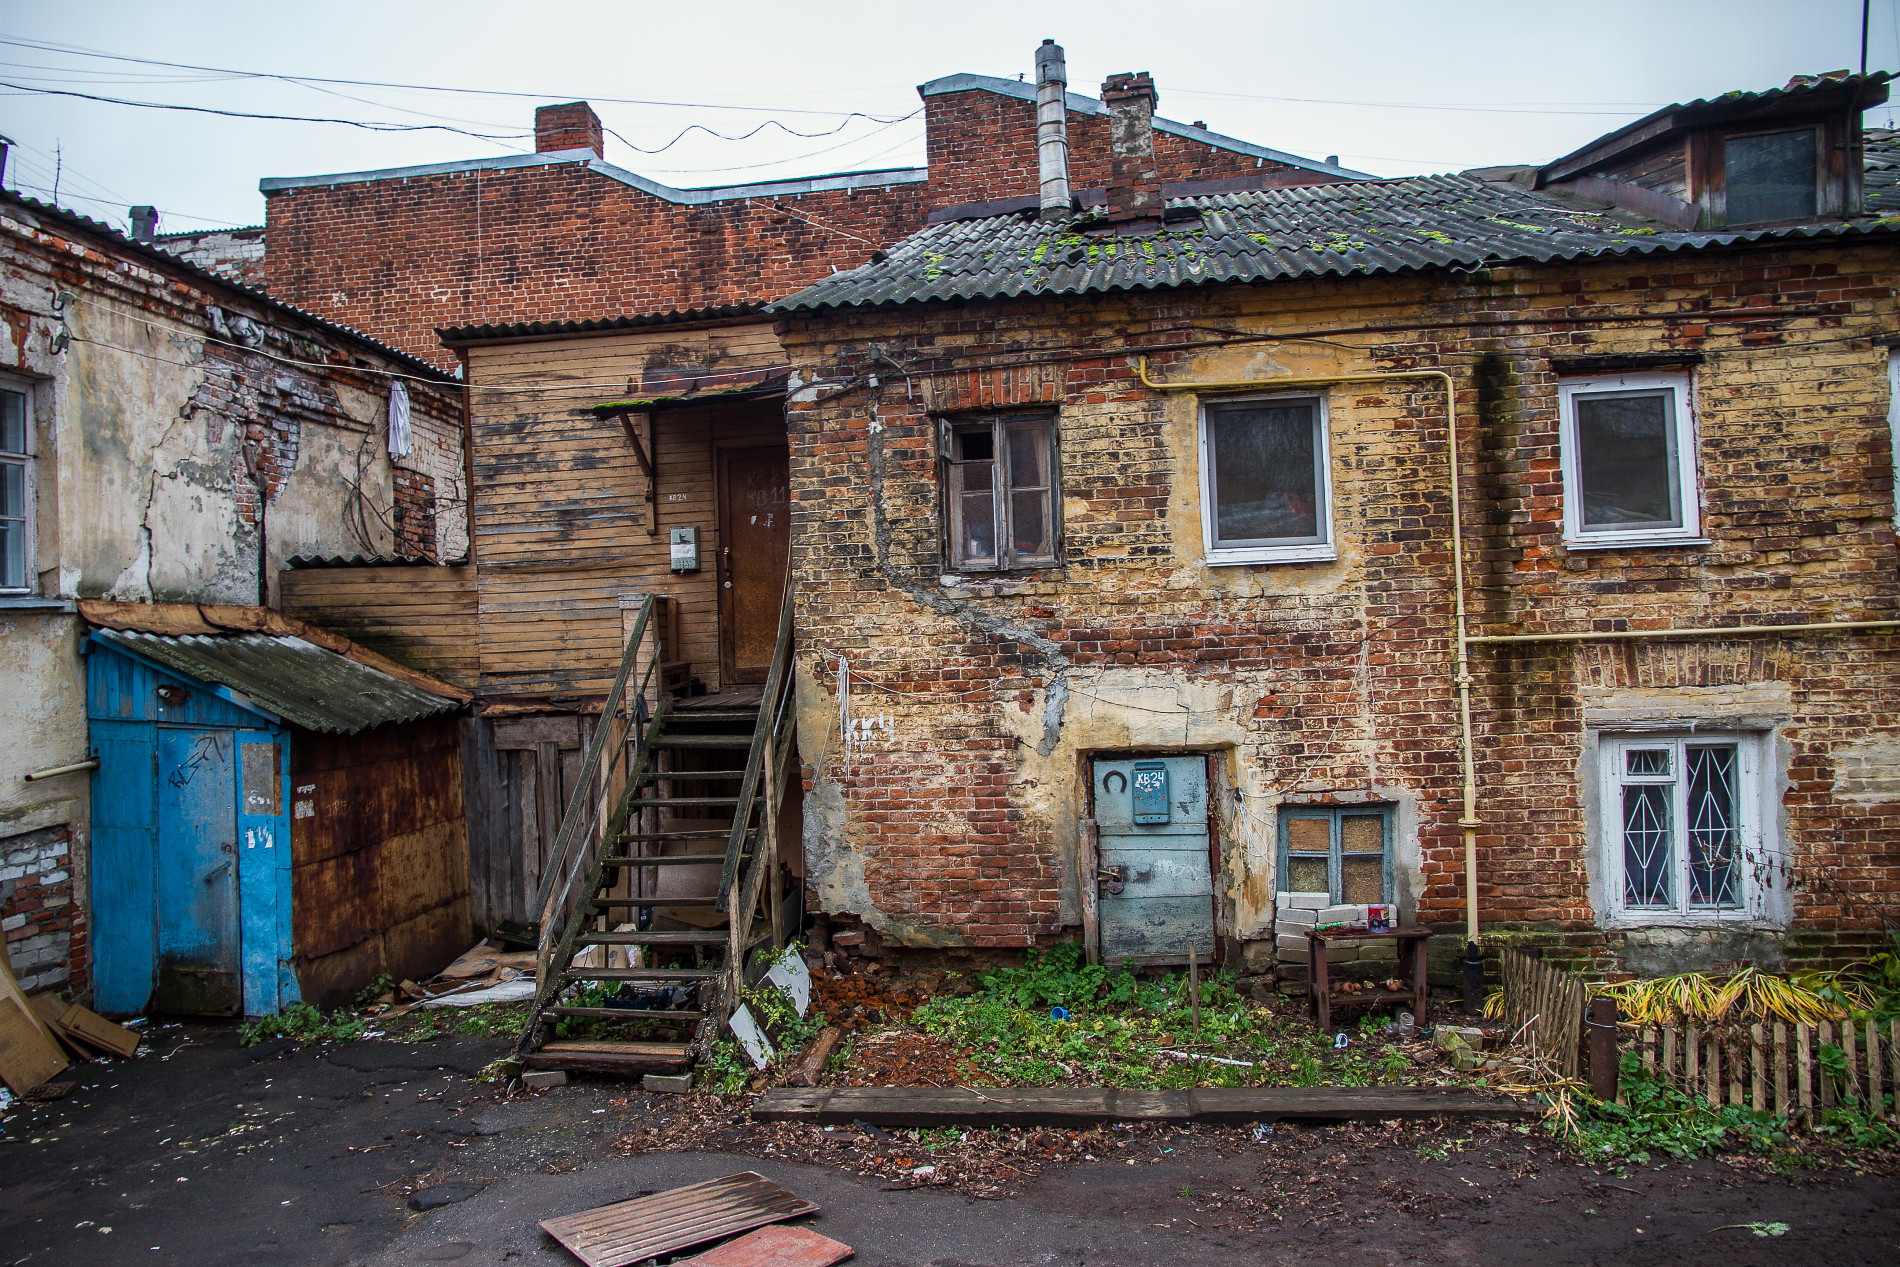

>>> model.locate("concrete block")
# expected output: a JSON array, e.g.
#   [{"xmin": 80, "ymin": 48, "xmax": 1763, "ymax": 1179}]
[
  {"xmin": 643, "ymin": 1072, "xmax": 694, "ymax": 1094},
  {"xmin": 1275, "ymin": 932, "xmax": 1313, "ymax": 950},
  {"xmin": 1240, "ymin": 940, "xmax": 1275, "ymax": 973},
  {"xmin": 1274, "ymin": 906, "xmax": 1317, "ymax": 926},
  {"xmin": 1325, "ymin": 945, "xmax": 1360, "ymax": 963},
  {"xmin": 1358, "ymin": 941, "xmax": 1397, "ymax": 961},
  {"xmin": 521, "ymin": 1070, "xmax": 567, "ymax": 1089},
  {"xmin": 1276, "ymin": 943, "xmax": 1310, "ymax": 963},
  {"xmin": 1319, "ymin": 905, "xmax": 1366, "ymax": 925},
  {"xmin": 1286, "ymin": 892, "xmax": 1330, "ymax": 910}
]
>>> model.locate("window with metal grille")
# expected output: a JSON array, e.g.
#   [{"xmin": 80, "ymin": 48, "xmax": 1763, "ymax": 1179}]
[
  {"xmin": 0, "ymin": 385, "xmax": 29, "ymax": 592},
  {"xmin": 942, "ymin": 413, "xmax": 1059, "ymax": 571},
  {"xmin": 1278, "ymin": 806, "xmax": 1392, "ymax": 904},
  {"xmin": 1601, "ymin": 733, "xmax": 1761, "ymax": 920},
  {"xmin": 1558, "ymin": 371, "xmax": 1701, "ymax": 548},
  {"xmin": 1723, "ymin": 128, "xmax": 1819, "ymax": 224},
  {"xmin": 1199, "ymin": 394, "xmax": 1335, "ymax": 565}
]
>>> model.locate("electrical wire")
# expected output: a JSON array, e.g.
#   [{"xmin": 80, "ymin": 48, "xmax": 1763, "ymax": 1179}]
[{"xmin": 0, "ymin": 80, "xmax": 532, "ymax": 142}]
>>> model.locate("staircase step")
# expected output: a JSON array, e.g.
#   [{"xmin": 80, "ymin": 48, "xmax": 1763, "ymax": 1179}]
[
  {"xmin": 602, "ymin": 853, "xmax": 727, "ymax": 867},
  {"xmin": 666, "ymin": 708, "xmax": 759, "ymax": 720},
  {"xmin": 636, "ymin": 769, "xmax": 748, "ymax": 783},
  {"xmin": 649, "ymin": 736, "xmax": 755, "ymax": 748},
  {"xmin": 630, "ymin": 796, "xmax": 742, "ymax": 809},
  {"xmin": 588, "ymin": 895, "xmax": 721, "ymax": 908},
  {"xmin": 618, "ymin": 829, "xmax": 732, "ymax": 842},
  {"xmin": 544, "ymin": 1006, "xmax": 706, "ymax": 1022},
  {"xmin": 522, "ymin": 1039, "xmax": 692, "ymax": 1076},
  {"xmin": 559, "ymin": 966, "xmax": 720, "ymax": 982},
  {"xmin": 580, "ymin": 930, "xmax": 727, "ymax": 946}
]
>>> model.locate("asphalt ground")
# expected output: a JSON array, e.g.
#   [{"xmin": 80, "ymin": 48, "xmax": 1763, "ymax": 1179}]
[{"xmin": 1, "ymin": 1024, "xmax": 1896, "ymax": 1266}]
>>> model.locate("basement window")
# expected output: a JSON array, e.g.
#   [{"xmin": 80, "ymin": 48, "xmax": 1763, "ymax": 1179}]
[
  {"xmin": 1600, "ymin": 732, "xmax": 1765, "ymax": 922},
  {"xmin": 0, "ymin": 384, "xmax": 29, "ymax": 592},
  {"xmin": 942, "ymin": 413, "xmax": 1060, "ymax": 571},
  {"xmin": 1200, "ymin": 394, "xmax": 1335, "ymax": 565},
  {"xmin": 1722, "ymin": 127, "xmax": 1819, "ymax": 224},
  {"xmin": 1279, "ymin": 806, "xmax": 1391, "ymax": 904},
  {"xmin": 1558, "ymin": 371, "xmax": 1702, "ymax": 548}
]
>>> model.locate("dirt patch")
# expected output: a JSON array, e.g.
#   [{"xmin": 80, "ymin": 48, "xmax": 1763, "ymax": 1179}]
[{"xmin": 837, "ymin": 1032, "xmax": 985, "ymax": 1087}]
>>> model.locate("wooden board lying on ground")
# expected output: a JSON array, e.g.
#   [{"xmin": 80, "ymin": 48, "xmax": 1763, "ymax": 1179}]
[
  {"xmin": 540, "ymin": 1171, "xmax": 817, "ymax": 1267},
  {"xmin": 0, "ymin": 996, "xmax": 67, "ymax": 1094},
  {"xmin": 753, "ymin": 1085, "xmax": 1535, "ymax": 1128},
  {"xmin": 676, "ymin": 1225, "xmax": 853, "ymax": 1266}
]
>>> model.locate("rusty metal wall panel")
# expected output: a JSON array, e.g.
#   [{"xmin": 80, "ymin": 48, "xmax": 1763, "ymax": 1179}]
[{"xmin": 539, "ymin": 1172, "xmax": 817, "ymax": 1267}]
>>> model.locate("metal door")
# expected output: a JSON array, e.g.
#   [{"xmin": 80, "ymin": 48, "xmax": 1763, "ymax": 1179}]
[
  {"xmin": 1092, "ymin": 755, "xmax": 1215, "ymax": 962},
  {"xmin": 153, "ymin": 728, "xmax": 241, "ymax": 1015}
]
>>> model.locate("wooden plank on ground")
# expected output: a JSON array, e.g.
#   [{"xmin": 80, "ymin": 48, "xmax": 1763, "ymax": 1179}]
[
  {"xmin": 674, "ymin": 1225, "xmax": 853, "ymax": 1267},
  {"xmin": 539, "ymin": 1171, "xmax": 816, "ymax": 1267},
  {"xmin": 0, "ymin": 996, "xmax": 67, "ymax": 1093},
  {"xmin": 752, "ymin": 1085, "xmax": 1536, "ymax": 1128}
]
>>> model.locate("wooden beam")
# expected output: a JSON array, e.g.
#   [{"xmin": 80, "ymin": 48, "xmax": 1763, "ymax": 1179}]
[{"xmin": 613, "ymin": 410, "xmax": 660, "ymax": 537}]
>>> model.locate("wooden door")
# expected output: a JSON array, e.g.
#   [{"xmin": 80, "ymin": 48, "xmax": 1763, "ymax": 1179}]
[
  {"xmin": 1091, "ymin": 755, "xmax": 1216, "ymax": 964},
  {"xmin": 718, "ymin": 445, "xmax": 790, "ymax": 685}
]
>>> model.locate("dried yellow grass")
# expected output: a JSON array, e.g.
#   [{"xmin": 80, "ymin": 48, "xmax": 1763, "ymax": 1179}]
[{"xmin": 1593, "ymin": 967, "xmax": 1863, "ymax": 1026}]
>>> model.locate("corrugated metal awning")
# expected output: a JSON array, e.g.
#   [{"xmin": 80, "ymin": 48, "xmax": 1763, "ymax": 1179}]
[{"xmin": 92, "ymin": 628, "xmax": 462, "ymax": 734}]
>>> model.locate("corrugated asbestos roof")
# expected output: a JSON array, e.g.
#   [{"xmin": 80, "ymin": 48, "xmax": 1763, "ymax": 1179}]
[
  {"xmin": 771, "ymin": 172, "xmax": 1900, "ymax": 313},
  {"xmin": 93, "ymin": 628, "xmax": 462, "ymax": 734}
]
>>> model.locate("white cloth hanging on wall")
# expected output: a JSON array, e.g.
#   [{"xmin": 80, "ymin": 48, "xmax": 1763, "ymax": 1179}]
[{"xmin": 386, "ymin": 380, "xmax": 412, "ymax": 459}]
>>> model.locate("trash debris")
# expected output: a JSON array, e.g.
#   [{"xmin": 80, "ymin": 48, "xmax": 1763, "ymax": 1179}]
[
  {"xmin": 540, "ymin": 1171, "xmax": 819, "ymax": 1267},
  {"xmin": 729, "ymin": 1005, "xmax": 775, "ymax": 1070},
  {"xmin": 852, "ymin": 1118, "xmax": 894, "ymax": 1141},
  {"xmin": 1334, "ymin": 1033, "xmax": 1350, "ymax": 1049},
  {"xmin": 764, "ymin": 953, "xmax": 812, "ymax": 1018},
  {"xmin": 1156, "ymin": 1049, "xmax": 1255, "ymax": 1068},
  {"xmin": 674, "ymin": 1224, "xmax": 853, "ymax": 1266},
  {"xmin": 1048, "ymin": 1006, "xmax": 1072, "ymax": 1022},
  {"xmin": 417, "ymin": 978, "xmax": 536, "ymax": 1008},
  {"xmin": 1251, "ymin": 1122, "xmax": 1275, "ymax": 1142},
  {"xmin": 522, "ymin": 1070, "xmax": 568, "ymax": 1090}
]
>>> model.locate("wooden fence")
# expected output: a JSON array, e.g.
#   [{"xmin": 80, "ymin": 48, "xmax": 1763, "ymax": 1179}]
[
  {"xmin": 1502, "ymin": 948, "xmax": 1587, "ymax": 1081},
  {"xmin": 1630, "ymin": 1018, "xmax": 1900, "ymax": 1122}
]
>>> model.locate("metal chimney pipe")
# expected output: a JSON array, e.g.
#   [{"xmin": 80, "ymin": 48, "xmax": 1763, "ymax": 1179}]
[{"xmin": 1035, "ymin": 40, "xmax": 1071, "ymax": 221}]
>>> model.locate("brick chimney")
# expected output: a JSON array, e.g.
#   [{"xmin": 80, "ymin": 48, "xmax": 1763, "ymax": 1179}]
[
  {"xmin": 1101, "ymin": 72, "xmax": 1161, "ymax": 224},
  {"xmin": 535, "ymin": 102, "xmax": 604, "ymax": 157}
]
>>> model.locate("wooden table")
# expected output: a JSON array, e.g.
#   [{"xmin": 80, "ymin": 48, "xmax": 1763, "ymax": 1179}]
[{"xmin": 1307, "ymin": 927, "xmax": 1432, "ymax": 1033}]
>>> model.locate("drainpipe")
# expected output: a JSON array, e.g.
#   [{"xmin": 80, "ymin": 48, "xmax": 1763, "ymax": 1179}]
[
  {"xmin": 1135, "ymin": 359, "xmax": 1484, "ymax": 953},
  {"xmin": 1035, "ymin": 40, "xmax": 1071, "ymax": 222}
]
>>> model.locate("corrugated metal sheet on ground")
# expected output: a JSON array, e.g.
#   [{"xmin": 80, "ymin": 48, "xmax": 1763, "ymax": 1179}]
[
  {"xmin": 540, "ymin": 1171, "xmax": 819, "ymax": 1267},
  {"xmin": 91, "ymin": 628, "xmax": 461, "ymax": 734}
]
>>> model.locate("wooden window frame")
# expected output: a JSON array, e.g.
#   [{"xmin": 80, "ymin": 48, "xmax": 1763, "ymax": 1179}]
[
  {"xmin": 1198, "ymin": 392, "xmax": 1336, "ymax": 566},
  {"xmin": 1598, "ymin": 731, "xmax": 1767, "ymax": 925},
  {"xmin": 0, "ymin": 379, "xmax": 34, "ymax": 595},
  {"xmin": 1557, "ymin": 370, "xmax": 1704, "ymax": 549},
  {"xmin": 1277, "ymin": 805, "xmax": 1393, "ymax": 905},
  {"xmin": 939, "ymin": 412, "xmax": 1061, "ymax": 572}
]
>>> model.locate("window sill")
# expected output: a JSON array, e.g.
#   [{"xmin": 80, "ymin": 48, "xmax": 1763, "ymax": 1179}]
[
  {"xmin": 0, "ymin": 595, "xmax": 72, "ymax": 611},
  {"xmin": 1601, "ymin": 911, "xmax": 1775, "ymax": 929},
  {"xmin": 1204, "ymin": 545, "xmax": 1337, "ymax": 567},
  {"xmin": 1564, "ymin": 535, "xmax": 1711, "ymax": 552}
]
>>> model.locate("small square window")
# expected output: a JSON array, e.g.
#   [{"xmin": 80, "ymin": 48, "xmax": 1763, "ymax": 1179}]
[
  {"xmin": 1279, "ymin": 806, "xmax": 1391, "ymax": 904},
  {"xmin": 942, "ymin": 413, "xmax": 1058, "ymax": 571},
  {"xmin": 1723, "ymin": 128, "xmax": 1818, "ymax": 224},
  {"xmin": 1558, "ymin": 372, "xmax": 1701, "ymax": 548},
  {"xmin": 1200, "ymin": 395, "xmax": 1335, "ymax": 565}
]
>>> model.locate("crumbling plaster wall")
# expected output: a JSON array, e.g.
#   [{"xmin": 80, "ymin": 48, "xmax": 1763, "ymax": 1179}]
[{"xmin": 781, "ymin": 239, "xmax": 1900, "ymax": 971}]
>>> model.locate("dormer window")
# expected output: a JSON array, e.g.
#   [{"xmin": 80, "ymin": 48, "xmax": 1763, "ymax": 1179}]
[{"xmin": 1723, "ymin": 127, "xmax": 1819, "ymax": 223}]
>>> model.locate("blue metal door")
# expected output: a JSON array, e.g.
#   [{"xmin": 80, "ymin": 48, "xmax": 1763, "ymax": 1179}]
[
  {"xmin": 235, "ymin": 732, "xmax": 295, "ymax": 1016},
  {"xmin": 1093, "ymin": 755, "xmax": 1215, "ymax": 962},
  {"xmin": 154, "ymin": 728, "xmax": 242, "ymax": 1015}
]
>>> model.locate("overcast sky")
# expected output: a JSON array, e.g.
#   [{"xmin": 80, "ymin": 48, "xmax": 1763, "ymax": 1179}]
[{"xmin": 3, "ymin": 0, "xmax": 1895, "ymax": 235}]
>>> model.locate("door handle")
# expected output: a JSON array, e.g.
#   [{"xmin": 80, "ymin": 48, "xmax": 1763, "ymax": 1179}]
[
  {"xmin": 721, "ymin": 546, "xmax": 733, "ymax": 589},
  {"xmin": 204, "ymin": 861, "xmax": 232, "ymax": 882}
]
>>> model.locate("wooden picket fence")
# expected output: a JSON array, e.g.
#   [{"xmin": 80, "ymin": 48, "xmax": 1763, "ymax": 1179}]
[
  {"xmin": 1629, "ymin": 1018, "xmax": 1900, "ymax": 1122},
  {"xmin": 1502, "ymin": 948, "xmax": 1586, "ymax": 1080}
]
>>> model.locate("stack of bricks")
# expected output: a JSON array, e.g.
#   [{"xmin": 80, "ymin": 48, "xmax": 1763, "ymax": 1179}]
[
  {"xmin": 2, "ymin": 826, "xmax": 82, "ymax": 993},
  {"xmin": 1274, "ymin": 895, "xmax": 1400, "ymax": 980}
]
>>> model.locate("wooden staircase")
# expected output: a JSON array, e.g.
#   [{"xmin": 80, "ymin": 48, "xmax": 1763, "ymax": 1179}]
[{"xmin": 512, "ymin": 589, "xmax": 797, "ymax": 1080}]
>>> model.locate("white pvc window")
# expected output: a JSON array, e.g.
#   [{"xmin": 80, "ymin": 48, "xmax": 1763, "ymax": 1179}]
[
  {"xmin": 1558, "ymin": 372, "xmax": 1701, "ymax": 548},
  {"xmin": 1200, "ymin": 394, "xmax": 1335, "ymax": 565},
  {"xmin": 1600, "ymin": 732, "xmax": 1765, "ymax": 922},
  {"xmin": 0, "ymin": 385, "xmax": 29, "ymax": 592}
]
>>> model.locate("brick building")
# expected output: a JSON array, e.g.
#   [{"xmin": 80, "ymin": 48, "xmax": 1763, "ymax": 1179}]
[
  {"xmin": 270, "ymin": 48, "xmax": 1363, "ymax": 932},
  {"xmin": 766, "ymin": 71, "xmax": 1900, "ymax": 979}
]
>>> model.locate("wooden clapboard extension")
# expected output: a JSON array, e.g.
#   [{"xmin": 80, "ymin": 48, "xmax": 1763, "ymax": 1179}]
[
  {"xmin": 753, "ymin": 1085, "xmax": 1536, "ymax": 1128},
  {"xmin": 539, "ymin": 1171, "xmax": 817, "ymax": 1267}
]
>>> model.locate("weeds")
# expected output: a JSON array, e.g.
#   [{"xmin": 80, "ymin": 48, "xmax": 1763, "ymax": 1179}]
[
  {"xmin": 237, "ymin": 1002, "xmax": 369, "ymax": 1047},
  {"xmin": 1557, "ymin": 1054, "xmax": 1788, "ymax": 1164}
]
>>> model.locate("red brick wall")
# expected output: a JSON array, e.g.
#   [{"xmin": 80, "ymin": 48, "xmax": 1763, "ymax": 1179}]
[
  {"xmin": 263, "ymin": 84, "xmax": 1332, "ymax": 368},
  {"xmin": 775, "ymin": 243, "xmax": 1900, "ymax": 973},
  {"xmin": 2, "ymin": 825, "xmax": 86, "ymax": 995}
]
